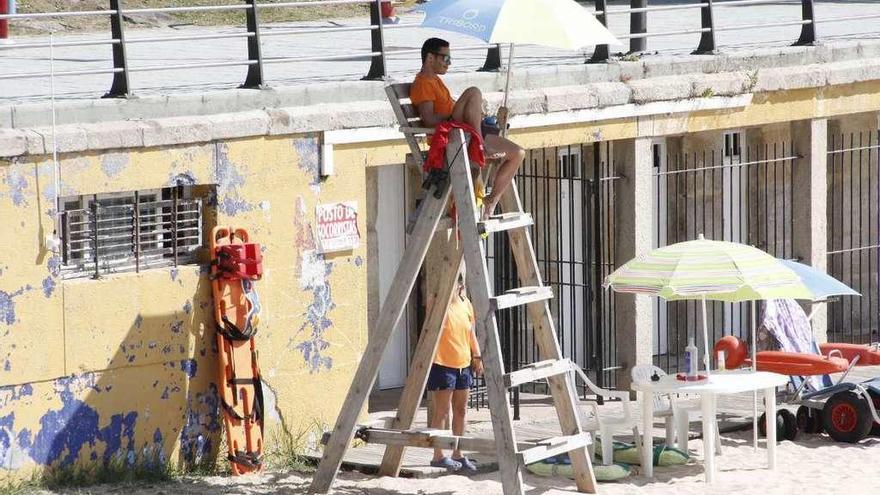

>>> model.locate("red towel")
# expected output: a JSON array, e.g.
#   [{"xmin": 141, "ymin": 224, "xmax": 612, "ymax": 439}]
[{"xmin": 424, "ymin": 120, "xmax": 485, "ymax": 172}]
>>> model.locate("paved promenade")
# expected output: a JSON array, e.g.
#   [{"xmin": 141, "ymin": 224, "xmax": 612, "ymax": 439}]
[{"xmin": 1, "ymin": 1, "xmax": 880, "ymax": 103}]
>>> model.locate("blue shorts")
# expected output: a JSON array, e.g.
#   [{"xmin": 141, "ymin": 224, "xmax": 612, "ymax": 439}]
[{"xmin": 426, "ymin": 363, "xmax": 473, "ymax": 391}]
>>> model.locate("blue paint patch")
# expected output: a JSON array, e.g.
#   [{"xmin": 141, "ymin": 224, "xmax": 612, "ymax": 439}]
[
  {"xmin": 295, "ymin": 261, "xmax": 335, "ymax": 373},
  {"xmin": 162, "ymin": 345, "xmax": 172, "ymax": 354},
  {"xmin": 100, "ymin": 154, "xmax": 129, "ymax": 179},
  {"xmin": 354, "ymin": 256, "xmax": 364, "ymax": 267},
  {"xmin": 134, "ymin": 314, "xmax": 144, "ymax": 329},
  {"xmin": 179, "ymin": 383, "xmax": 221, "ymax": 468},
  {"xmin": 17, "ymin": 429, "xmax": 31, "ymax": 449},
  {"xmin": 0, "ymin": 412, "xmax": 15, "ymax": 454},
  {"xmin": 170, "ymin": 320, "xmax": 183, "ymax": 334},
  {"xmin": 213, "ymin": 143, "xmax": 255, "ymax": 216},
  {"xmin": 3, "ymin": 361, "xmax": 9, "ymax": 372},
  {"xmin": 0, "ymin": 287, "xmax": 29, "ymax": 326},
  {"xmin": 180, "ymin": 359, "xmax": 198, "ymax": 379},
  {"xmin": 170, "ymin": 268, "xmax": 179, "ymax": 282},
  {"xmin": 293, "ymin": 137, "xmax": 322, "ymax": 188},
  {"xmin": 183, "ymin": 300, "xmax": 193, "ymax": 315},
  {"xmin": 5, "ymin": 169, "xmax": 29, "ymax": 207},
  {"xmin": 41, "ymin": 276, "xmax": 56, "ymax": 298},
  {"xmin": 47, "ymin": 256, "xmax": 62, "ymax": 278}
]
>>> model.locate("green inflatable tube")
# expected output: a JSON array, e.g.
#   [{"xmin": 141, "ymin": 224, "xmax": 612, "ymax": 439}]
[{"xmin": 595, "ymin": 438, "xmax": 690, "ymax": 467}]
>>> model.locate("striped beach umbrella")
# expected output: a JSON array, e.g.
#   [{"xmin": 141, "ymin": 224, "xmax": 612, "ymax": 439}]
[
  {"xmin": 606, "ymin": 235, "xmax": 813, "ymax": 303},
  {"xmin": 605, "ymin": 235, "xmax": 813, "ymax": 376}
]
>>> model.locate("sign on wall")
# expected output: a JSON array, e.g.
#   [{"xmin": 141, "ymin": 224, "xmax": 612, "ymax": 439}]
[{"xmin": 315, "ymin": 201, "xmax": 360, "ymax": 253}]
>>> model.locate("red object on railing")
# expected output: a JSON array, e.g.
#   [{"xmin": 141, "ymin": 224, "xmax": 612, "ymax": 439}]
[
  {"xmin": 0, "ymin": 0, "xmax": 9, "ymax": 40},
  {"xmin": 380, "ymin": 0, "xmax": 394, "ymax": 19}
]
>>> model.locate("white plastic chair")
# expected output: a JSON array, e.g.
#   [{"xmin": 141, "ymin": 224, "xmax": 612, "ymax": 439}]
[
  {"xmin": 631, "ymin": 364, "xmax": 721, "ymax": 454},
  {"xmin": 570, "ymin": 365, "xmax": 640, "ymax": 465}
]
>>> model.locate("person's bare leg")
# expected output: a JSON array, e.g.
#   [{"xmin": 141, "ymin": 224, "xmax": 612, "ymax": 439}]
[
  {"xmin": 451, "ymin": 389, "xmax": 469, "ymax": 459},
  {"xmin": 482, "ymin": 135, "xmax": 525, "ymax": 219},
  {"xmin": 431, "ymin": 389, "xmax": 454, "ymax": 462},
  {"xmin": 451, "ymin": 87, "xmax": 484, "ymax": 138}
]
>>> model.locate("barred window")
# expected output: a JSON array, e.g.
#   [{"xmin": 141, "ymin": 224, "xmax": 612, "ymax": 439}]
[{"xmin": 60, "ymin": 186, "xmax": 206, "ymax": 279}]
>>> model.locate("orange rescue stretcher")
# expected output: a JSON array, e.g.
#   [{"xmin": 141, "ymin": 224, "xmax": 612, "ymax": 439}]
[{"xmin": 210, "ymin": 226, "xmax": 265, "ymax": 474}]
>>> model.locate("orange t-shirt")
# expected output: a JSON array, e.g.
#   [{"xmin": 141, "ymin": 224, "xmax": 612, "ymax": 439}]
[
  {"xmin": 410, "ymin": 73, "xmax": 455, "ymax": 118},
  {"xmin": 433, "ymin": 295, "xmax": 479, "ymax": 369}
]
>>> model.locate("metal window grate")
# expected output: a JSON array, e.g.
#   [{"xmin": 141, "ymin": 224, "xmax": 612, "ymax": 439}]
[{"xmin": 60, "ymin": 186, "xmax": 203, "ymax": 279}]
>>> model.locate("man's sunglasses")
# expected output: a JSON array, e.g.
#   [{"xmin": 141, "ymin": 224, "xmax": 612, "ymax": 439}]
[{"xmin": 431, "ymin": 52, "xmax": 452, "ymax": 64}]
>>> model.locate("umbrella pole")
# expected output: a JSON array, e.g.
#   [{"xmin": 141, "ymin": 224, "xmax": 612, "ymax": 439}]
[
  {"xmin": 752, "ymin": 299, "xmax": 758, "ymax": 450},
  {"xmin": 502, "ymin": 42, "xmax": 514, "ymax": 109},
  {"xmin": 497, "ymin": 43, "xmax": 515, "ymax": 138},
  {"xmin": 701, "ymin": 295, "xmax": 711, "ymax": 377}
]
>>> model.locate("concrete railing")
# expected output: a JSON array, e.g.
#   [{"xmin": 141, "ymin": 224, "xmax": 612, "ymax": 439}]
[{"xmin": 0, "ymin": 0, "xmax": 877, "ymax": 99}]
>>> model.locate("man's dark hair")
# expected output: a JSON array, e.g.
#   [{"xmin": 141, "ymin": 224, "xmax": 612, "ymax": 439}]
[{"xmin": 421, "ymin": 37, "xmax": 449, "ymax": 63}]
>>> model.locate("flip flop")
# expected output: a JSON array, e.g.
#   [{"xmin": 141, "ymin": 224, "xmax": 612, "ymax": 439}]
[
  {"xmin": 452, "ymin": 456, "xmax": 478, "ymax": 473},
  {"xmin": 430, "ymin": 456, "xmax": 462, "ymax": 472}
]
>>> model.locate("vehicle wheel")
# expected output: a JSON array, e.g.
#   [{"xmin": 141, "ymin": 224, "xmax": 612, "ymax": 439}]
[
  {"xmin": 779, "ymin": 409, "xmax": 799, "ymax": 441},
  {"xmin": 870, "ymin": 391, "xmax": 880, "ymax": 437},
  {"xmin": 757, "ymin": 411, "xmax": 792, "ymax": 441},
  {"xmin": 822, "ymin": 391, "xmax": 873, "ymax": 443},
  {"xmin": 757, "ymin": 412, "xmax": 768, "ymax": 437},
  {"xmin": 796, "ymin": 405, "xmax": 823, "ymax": 434}
]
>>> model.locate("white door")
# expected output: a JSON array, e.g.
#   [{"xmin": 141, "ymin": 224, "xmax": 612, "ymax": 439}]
[
  {"xmin": 721, "ymin": 130, "xmax": 746, "ymax": 339},
  {"xmin": 651, "ymin": 139, "xmax": 669, "ymax": 356},
  {"xmin": 377, "ymin": 165, "xmax": 410, "ymax": 389},
  {"xmin": 558, "ymin": 147, "xmax": 586, "ymax": 366}
]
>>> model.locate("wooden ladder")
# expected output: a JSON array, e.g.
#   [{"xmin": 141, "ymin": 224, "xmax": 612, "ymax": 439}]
[{"xmin": 309, "ymin": 131, "xmax": 598, "ymax": 494}]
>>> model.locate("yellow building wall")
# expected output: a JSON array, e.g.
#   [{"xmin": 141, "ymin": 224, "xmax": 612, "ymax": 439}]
[
  {"xmin": 0, "ymin": 135, "xmax": 368, "ymax": 476},
  {"xmin": 3, "ymin": 78, "xmax": 880, "ymax": 478}
]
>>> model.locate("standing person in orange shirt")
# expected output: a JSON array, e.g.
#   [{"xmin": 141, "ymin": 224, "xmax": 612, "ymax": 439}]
[
  {"xmin": 411, "ymin": 37, "xmax": 525, "ymax": 220},
  {"xmin": 426, "ymin": 270, "xmax": 483, "ymax": 473}
]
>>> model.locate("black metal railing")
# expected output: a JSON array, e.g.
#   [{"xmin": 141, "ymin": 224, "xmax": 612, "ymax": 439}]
[
  {"xmin": 487, "ymin": 142, "xmax": 619, "ymax": 417},
  {"xmin": 2, "ymin": 1, "xmax": 879, "ymax": 100},
  {"xmin": 652, "ymin": 136, "xmax": 795, "ymax": 373},
  {"xmin": 827, "ymin": 130, "xmax": 880, "ymax": 344}
]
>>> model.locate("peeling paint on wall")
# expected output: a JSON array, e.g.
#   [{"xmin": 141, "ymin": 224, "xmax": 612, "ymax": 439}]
[
  {"xmin": 100, "ymin": 154, "xmax": 130, "ymax": 179},
  {"xmin": 291, "ymin": 197, "xmax": 335, "ymax": 373},
  {"xmin": 0, "ymin": 286, "xmax": 31, "ymax": 326},
  {"xmin": 179, "ymin": 383, "xmax": 220, "ymax": 468},
  {"xmin": 213, "ymin": 143, "xmax": 255, "ymax": 216},
  {"xmin": 3, "ymin": 169, "xmax": 28, "ymax": 207},
  {"xmin": 293, "ymin": 137, "xmax": 322, "ymax": 194}
]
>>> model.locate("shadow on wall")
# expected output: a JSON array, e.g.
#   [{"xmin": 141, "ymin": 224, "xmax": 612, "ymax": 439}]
[{"xmin": 0, "ymin": 274, "xmax": 224, "ymax": 478}]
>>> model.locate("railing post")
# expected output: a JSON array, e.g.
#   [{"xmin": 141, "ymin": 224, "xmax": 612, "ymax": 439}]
[
  {"xmin": 693, "ymin": 0, "xmax": 716, "ymax": 54},
  {"xmin": 104, "ymin": 0, "xmax": 131, "ymax": 98},
  {"xmin": 363, "ymin": 0, "xmax": 387, "ymax": 81},
  {"xmin": 241, "ymin": 0, "xmax": 265, "ymax": 88},
  {"xmin": 629, "ymin": 0, "xmax": 647, "ymax": 54},
  {"xmin": 588, "ymin": 0, "xmax": 610, "ymax": 63},
  {"xmin": 478, "ymin": 44, "xmax": 502, "ymax": 72},
  {"xmin": 794, "ymin": 0, "xmax": 817, "ymax": 46}
]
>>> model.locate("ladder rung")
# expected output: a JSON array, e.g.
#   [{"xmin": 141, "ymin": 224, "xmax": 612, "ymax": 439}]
[
  {"xmin": 491, "ymin": 286, "xmax": 553, "ymax": 311},
  {"xmin": 331, "ymin": 427, "xmax": 498, "ymax": 452},
  {"xmin": 518, "ymin": 432, "xmax": 592, "ymax": 466},
  {"xmin": 479, "ymin": 212, "xmax": 533, "ymax": 235},
  {"xmin": 504, "ymin": 358, "xmax": 575, "ymax": 388}
]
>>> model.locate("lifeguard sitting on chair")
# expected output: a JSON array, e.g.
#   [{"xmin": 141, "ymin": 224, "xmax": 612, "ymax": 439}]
[{"xmin": 411, "ymin": 37, "xmax": 525, "ymax": 219}]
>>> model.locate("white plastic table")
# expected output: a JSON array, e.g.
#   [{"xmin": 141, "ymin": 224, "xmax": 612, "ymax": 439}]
[{"xmin": 631, "ymin": 369, "xmax": 789, "ymax": 482}]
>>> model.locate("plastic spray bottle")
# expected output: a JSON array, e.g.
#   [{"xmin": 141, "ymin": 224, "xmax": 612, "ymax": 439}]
[{"xmin": 685, "ymin": 337, "xmax": 699, "ymax": 379}]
